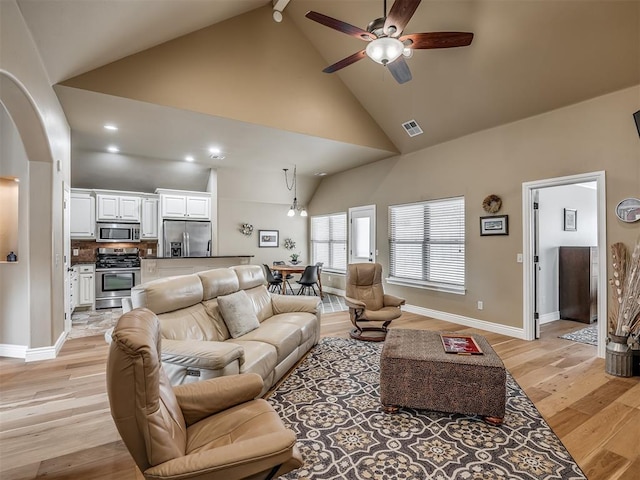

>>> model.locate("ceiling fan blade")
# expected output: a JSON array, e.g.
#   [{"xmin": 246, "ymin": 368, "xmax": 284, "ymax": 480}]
[
  {"xmin": 306, "ymin": 11, "xmax": 376, "ymax": 41},
  {"xmin": 322, "ymin": 50, "xmax": 367, "ymax": 74},
  {"xmin": 400, "ymin": 32, "xmax": 474, "ymax": 49},
  {"xmin": 387, "ymin": 56, "xmax": 412, "ymax": 84},
  {"xmin": 384, "ymin": 0, "xmax": 422, "ymax": 37}
]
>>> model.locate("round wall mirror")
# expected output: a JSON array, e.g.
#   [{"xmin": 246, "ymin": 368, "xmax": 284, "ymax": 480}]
[{"xmin": 615, "ymin": 198, "xmax": 640, "ymax": 223}]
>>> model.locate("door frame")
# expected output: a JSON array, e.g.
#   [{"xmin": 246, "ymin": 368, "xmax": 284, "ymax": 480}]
[
  {"xmin": 63, "ymin": 183, "xmax": 72, "ymax": 333},
  {"xmin": 348, "ymin": 205, "xmax": 376, "ymax": 264},
  {"xmin": 522, "ymin": 171, "xmax": 606, "ymax": 358}
]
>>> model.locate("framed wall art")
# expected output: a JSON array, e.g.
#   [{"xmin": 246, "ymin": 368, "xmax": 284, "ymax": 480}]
[
  {"xmin": 258, "ymin": 230, "xmax": 279, "ymax": 248},
  {"xmin": 480, "ymin": 215, "xmax": 509, "ymax": 236},
  {"xmin": 563, "ymin": 208, "xmax": 577, "ymax": 231}
]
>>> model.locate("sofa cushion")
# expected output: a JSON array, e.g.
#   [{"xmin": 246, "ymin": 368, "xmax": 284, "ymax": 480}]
[
  {"xmin": 232, "ymin": 265, "xmax": 266, "ymax": 290},
  {"xmin": 235, "ymin": 340, "xmax": 278, "ymax": 381},
  {"xmin": 245, "ymin": 285, "xmax": 274, "ymax": 322},
  {"xmin": 131, "ymin": 274, "xmax": 203, "ymax": 314},
  {"xmin": 158, "ymin": 304, "xmax": 219, "ymax": 341},
  {"xmin": 198, "ymin": 268, "xmax": 240, "ymax": 300},
  {"xmin": 261, "ymin": 313, "xmax": 318, "ymax": 345},
  {"xmin": 236, "ymin": 322, "xmax": 302, "ymax": 364},
  {"xmin": 218, "ymin": 290, "xmax": 260, "ymax": 338}
]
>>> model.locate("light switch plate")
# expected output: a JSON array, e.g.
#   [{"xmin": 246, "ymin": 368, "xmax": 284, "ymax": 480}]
[
  {"xmin": 73, "ymin": 248, "xmax": 79, "ymax": 256},
  {"xmin": 517, "ymin": 253, "xmax": 523, "ymax": 263},
  {"xmin": 147, "ymin": 249, "xmax": 152, "ymax": 255}
]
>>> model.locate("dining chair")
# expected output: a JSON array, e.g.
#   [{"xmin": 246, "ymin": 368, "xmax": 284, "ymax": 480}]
[
  {"xmin": 273, "ymin": 261, "xmax": 295, "ymax": 294},
  {"xmin": 296, "ymin": 265, "xmax": 319, "ymax": 296},
  {"xmin": 263, "ymin": 264, "xmax": 283, "ymax": 293}
]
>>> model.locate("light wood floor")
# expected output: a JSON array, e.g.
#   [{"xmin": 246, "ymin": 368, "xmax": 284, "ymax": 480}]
[{"xmin": 1, "ymin": 312, "xmax": 638, "ymax": 480}]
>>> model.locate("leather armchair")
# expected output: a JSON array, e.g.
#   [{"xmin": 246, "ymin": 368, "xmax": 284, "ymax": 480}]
[
  {"xmin": 345, "ymin": 263, "xmax": 405, "ymax": 342},
  {"xmin": 107, "ymin": 308, "xmax": 302, "ymax": 480}
]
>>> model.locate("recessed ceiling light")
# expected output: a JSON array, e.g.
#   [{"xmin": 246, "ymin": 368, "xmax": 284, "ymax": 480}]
[
  {"xmin": 107, "ymin": 145, "xmax": 120, "ymax": 153},
  {"xmin": 185, "ymin": 155, "xmax": 194, "ymax": 162},
  {"xmin": 104, "ymin": 124, "xmax": 118, "ymax": 131},
  {"xmin": 314, "ymin": 172, "xmax": 328, "ymax": 176},
  {"xmin": 208, "ymin": 147, "xmax": 221, "ymax": 155}
]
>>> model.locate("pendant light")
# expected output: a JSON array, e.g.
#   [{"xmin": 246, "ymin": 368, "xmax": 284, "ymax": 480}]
[{"xmin": 283, "ymin": 166, "xmax": 307, "ymax": 217}]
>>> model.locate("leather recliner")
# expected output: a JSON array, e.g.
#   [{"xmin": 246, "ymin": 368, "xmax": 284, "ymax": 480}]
[
  {"xmin": 345, "ymin": 263, "xmax": 405, "ymax": 342},
  {"xmin": 107, "ymin": 307, "xmax": 302, "ymax": 480}
]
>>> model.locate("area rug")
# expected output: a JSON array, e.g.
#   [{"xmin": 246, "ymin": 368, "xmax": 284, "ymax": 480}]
[
  {"xmin": 320, "ymin": 293, "xmax": 348, "ymax": 314},
  {"xmin": 268, "ymin": 337, "xmax": 586, "ymax": 480},
  {"xmin": 559, "ymin": 324, "xmax": 598, "ymax": 346}
]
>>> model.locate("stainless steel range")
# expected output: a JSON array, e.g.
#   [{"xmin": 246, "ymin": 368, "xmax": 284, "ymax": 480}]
[{"xmin": 95, "ymin": 247, "xmax": 141, "ymax": 309}]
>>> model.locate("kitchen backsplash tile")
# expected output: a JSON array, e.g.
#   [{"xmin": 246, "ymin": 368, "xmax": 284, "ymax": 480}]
[{"xmin": 71, "ymin": 240, "xmax": 158, "ymax": 264}]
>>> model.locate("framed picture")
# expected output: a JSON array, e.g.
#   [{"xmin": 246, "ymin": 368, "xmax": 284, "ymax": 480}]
[
  {"xmin": 441, "ymin": 334, "xmax": 484, "ymax": 355},
  {"xmin": 563, "ymin": 208, "xmax": 577, "ymax": 231},
  {"xmin": 258, "ymin": 230, "xmax": 279, "ymax": 248},
  {"xmin": 480, "ymin": 215, "xmax": 509, "ymax": 236}
]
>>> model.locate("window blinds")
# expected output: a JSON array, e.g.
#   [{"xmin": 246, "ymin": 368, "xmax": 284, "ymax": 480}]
[
  {"xmin": 389, "ymin": 197, "xmax": 465, "ymax": 288},
  {"xmin": 311, "ymin": 213, "xmax": 347, "ymax": 272}
]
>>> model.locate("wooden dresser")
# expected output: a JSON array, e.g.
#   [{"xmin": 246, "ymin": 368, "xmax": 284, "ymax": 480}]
[{"xmin": 558, "ymin": 246, "xmax": 598, "ymax": 324}]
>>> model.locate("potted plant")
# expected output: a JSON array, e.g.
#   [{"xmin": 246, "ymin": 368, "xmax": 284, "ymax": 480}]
[
  {"xmin": 607, "ymin": 239, "xmax": 640, "ymax": 377},
  {"xmin": 289, "ymin": 253, "xmax": 301, "ymax": 265}
]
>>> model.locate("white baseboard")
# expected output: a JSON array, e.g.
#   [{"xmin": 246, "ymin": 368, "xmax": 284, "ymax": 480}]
[
  {"xmin": 0, "ymin": 343, "xmax": 28, "ymax": 359},
  {"xmin": 323, "ymin": 286, "xmax": 346, "ymax": 296},
  {"xmin": 539, "ymin": 311, "xmax": 560, "ymax": 325},
  {"xmin": 402, "ymin": 304, "xmax": 528, "ymax": 340},
  {"xmin": 25, "ymin": 331, "xmax": 68, "ymax": 362}
]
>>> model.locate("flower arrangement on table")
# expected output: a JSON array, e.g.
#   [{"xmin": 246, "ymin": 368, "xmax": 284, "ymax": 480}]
[
  {"xmin": 284, "ymin": 238, "xmax": 296, "ymax": 250},
  {"xmin": 239, "ymin": 223, "xmax": 254, "ymax": 236},
  {"xmin": 289, "ymin": 253, "xmax": 301, "ymax": 265},
  {"xmin": 609, "ymin": 238, "xmax": 640, "ymax": 341}
]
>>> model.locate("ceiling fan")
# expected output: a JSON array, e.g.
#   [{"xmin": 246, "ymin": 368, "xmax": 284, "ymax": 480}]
[{"xmin": 305, "ymin": 0, "xmax": 473, "ymax": 84}]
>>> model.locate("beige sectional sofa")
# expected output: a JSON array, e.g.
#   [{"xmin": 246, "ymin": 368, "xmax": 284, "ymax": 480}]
[{"xmin": 123, "ymin": 265, "xmax": 321, "ymax": 395}]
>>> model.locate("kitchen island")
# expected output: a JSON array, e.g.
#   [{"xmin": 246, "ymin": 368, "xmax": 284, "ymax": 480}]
[{"xmin": 140, "ymin": 256, "xmax": 253, "ymax": 283}]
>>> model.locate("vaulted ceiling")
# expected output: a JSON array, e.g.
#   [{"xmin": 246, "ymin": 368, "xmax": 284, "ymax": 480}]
[{"xmin": 17, "ymin": 0, "xmax": 640, "ymax": 191}]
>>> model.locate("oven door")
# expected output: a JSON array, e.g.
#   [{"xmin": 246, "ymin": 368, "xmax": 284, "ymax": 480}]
[{"xmin": 95, "ymin": 268, "xmax": 140, "ymax": 309}]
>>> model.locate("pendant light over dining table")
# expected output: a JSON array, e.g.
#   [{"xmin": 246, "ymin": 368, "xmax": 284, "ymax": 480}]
[{"xmin": 283, "ymin": 165, "xmax": 307, "ymax": 217}]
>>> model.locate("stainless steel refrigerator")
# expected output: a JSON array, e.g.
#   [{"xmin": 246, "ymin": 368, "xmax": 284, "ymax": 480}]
[{"xmin": 163, "ymin": 220, "xmax": 212, "ymax": 257}]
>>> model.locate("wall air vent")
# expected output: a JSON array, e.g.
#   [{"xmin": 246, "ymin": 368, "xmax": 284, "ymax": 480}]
[{"xmin": 401, "ymin": 119, "xmax": 423, "ymax": 137}]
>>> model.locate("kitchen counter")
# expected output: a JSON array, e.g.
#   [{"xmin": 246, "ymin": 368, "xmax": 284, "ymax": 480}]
[{"xmin": 140, "ymin": 256, "xmax": 253, "ymax": 283}]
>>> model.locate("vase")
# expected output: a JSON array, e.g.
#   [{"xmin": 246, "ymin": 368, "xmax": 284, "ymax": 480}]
[{"xmin": 605, "ymin": 334, "xmax": 633, "ymax": 377}]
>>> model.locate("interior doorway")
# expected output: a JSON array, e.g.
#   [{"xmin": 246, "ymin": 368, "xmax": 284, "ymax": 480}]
[{"xmin": 522, "ymin": 171, "xmax": 607, "ymax": 358}]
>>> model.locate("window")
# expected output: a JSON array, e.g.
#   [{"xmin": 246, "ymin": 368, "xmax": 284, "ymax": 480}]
[
  {"xmin": 311, "ymin": 213, "xmax": 347, "ymax": 273},
  {"xmin": 388, "ymin": 196, "xmax": 465, "ymax": 293}
]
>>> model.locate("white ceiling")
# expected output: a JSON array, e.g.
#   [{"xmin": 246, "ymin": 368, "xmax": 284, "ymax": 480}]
[{"xmin": 16, "ymin": 0, "xmax": 640, "ymax": 190}]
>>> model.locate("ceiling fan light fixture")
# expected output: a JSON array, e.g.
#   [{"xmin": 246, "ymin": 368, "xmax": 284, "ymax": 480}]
[{"xmin": 365, "ymin": 37, "xmax": 404, "ymax": 65}]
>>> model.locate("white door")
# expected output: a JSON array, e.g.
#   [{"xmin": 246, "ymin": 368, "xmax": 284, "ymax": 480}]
[
  {"xmin": 349, "ymin": 205, "xmax": 376, "ymax": 264},
  {"xmin": 63, "ymin": 185, "xmax": 72, "ymax": 333}
]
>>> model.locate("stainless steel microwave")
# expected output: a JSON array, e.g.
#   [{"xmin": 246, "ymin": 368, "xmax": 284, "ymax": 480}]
[{"xmin": 96, "ymin": 223, "xmax": 140, "ymax": 243}]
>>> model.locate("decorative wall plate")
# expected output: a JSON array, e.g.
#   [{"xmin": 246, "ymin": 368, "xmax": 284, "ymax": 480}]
[
  {"xmin": 615, "ymin": 198, "xmax": 640, "ymax": 223},
  {"xmin": 482, "ymin": 194, "xmax": 502, "ymax": 214}
]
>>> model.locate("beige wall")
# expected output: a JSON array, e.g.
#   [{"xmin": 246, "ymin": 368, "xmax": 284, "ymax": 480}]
[
  {"xmin": 0, "ymin": 178, "xmax": 19, "ymax": 258},
  {"xmin": 309, "ymin": 86, "xmax": 640, "ymax": 329},
  {"xmin": 216, "ymin": 167, "xmax": 317, "ymax": 268},
  {"xmin": 0, "ymin": 0, "xmax": 71, "ymax": 351}
]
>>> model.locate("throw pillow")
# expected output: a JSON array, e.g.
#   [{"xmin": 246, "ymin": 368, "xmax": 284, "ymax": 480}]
[{"xmin": 217, "ymin": 290, "xmax": 260, "ymax": 338}]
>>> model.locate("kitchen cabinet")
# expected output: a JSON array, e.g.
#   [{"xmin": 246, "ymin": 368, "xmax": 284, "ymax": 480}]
[
  {"xmin": 141, "ymin": 197, "xmax": 159, "ymax": 239},
  {"xmin": 97, "ymin": 194, "xmax": 141, "ymax": 222},
  {"xmin": 77, "ymin": 264, "xmax": 95, "ymax": 308},
  {"xmin": 71, "ymin": 264, "xmax": 95, "ymax": 310},
  {"xmin": 160, "ymin": 193, "xmax": 210, "ymax": 220},
  {"xmin": 559, "ymin": 246, "xmax": 598, "ymax": 324},
  {"xmin": 70, "ymin": 192, "xmax": 95, "ymax": 239}
]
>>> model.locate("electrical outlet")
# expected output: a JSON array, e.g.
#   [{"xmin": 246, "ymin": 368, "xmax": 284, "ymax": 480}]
[
  {"xmin": 328, "ymin": 275, "xmax": 332, "ymax": 282},
  {"xmin": 72, "ymin": 248, "xmax": 79, "ymax": 256},
  {"xmin": 477, "ymin": 301, "xmax": 484, "ymax": 310},
  {"xmin": 147, "ymin": 249, "xmax": 152, "ymax": 255},
  {"xmin": 517, "ymin": 253, "xmax": 523, "ymax": 263}
]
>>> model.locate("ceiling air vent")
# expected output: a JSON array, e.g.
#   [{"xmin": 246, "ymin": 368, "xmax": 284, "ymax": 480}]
[{"xmin": 402, "ymin": 119, "xmax": 423, "ymax": 137}]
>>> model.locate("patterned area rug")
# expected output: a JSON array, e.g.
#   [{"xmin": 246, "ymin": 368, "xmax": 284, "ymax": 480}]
[
  {"xmin": 559, "ymin": 324, "xmax": 598, "ymax": 346},
  {"xmin": 269, "ymin": 338, "xmax": 586, "ymax": 480}
]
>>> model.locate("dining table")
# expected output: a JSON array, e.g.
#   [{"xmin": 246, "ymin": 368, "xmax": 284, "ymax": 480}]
[{"xmin": 270, "ymin": 264, "xmax": 323, "ymax": 298}]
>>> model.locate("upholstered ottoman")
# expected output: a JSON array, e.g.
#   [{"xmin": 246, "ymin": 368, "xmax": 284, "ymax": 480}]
[{"xmin": 380, "ymin": 329, "xmax": 506, "ymax": 424}]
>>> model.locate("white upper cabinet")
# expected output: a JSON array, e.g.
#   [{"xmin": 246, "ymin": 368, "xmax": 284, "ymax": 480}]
[
  {"xmin": 141, "ymin": 197, "xmax": 159, "ymax": 239},
  {"xmin": 70, "ymin": 192, "xmax": 95, "ymax": 238},
  {"xmin": 97, "ymin": 194, "xmax": 141, "ymax": 222},
  {"xmin": 159, "ymin": 191, "xmax": 210, "ymax": 220}
]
